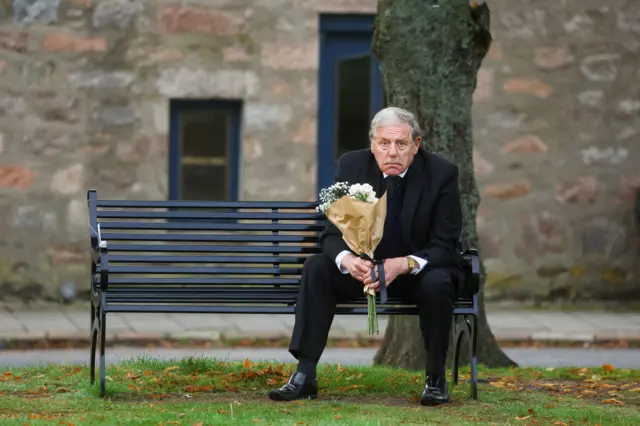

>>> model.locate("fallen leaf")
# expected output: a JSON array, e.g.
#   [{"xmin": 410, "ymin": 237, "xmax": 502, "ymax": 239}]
[
  {"xmin": 217, "ymin": 409, "xmax": 229, "ymax": 414},
  {"xmin": 165, "ymin": 366, "xmax": 179, "ymax": 372},
  {"xmin": 602, "ymin": 364, "xmax": 615, "ymax": 372},
  {"xmin": 28, "ymin": 413, "xmax": 42, "ymax": 419},
  {"xmin": 602, "ymin": 398, "xmax": 624, "ymax": 405},
  {"xmin": 628, "ymin": 387, "xmax": 640, "ymax": 392},
  {"xmin": 515, "ymin": 416, "xmax": 531, "ymax": 421},
  {"xmin": 598, "ymin": 384, "xmax": 616, "ymax": 389},
  {"xmin": 243, "ymin": 358, "xmax": 255, "ymax": 369},
  {"xmin": 56, "ymin": 388, "xmax": 70, "ymax": 393},
  {"xmin": 554, "ymin": 423, "xmax": 567, "ymax": 426},
  {"xmin": 177, "ymin": 413, "xmax": 185, "ymax": 418},
  {"xmin": 528, "ymin": 408, "xmax": 535, "ymax": 415},
  {"xmin": 538, "ymin": 383, "xmax": 557, "ymax": 390}
]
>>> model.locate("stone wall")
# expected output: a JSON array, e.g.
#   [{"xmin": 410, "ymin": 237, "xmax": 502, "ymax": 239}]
[
  {"xmin": 473, "ymin": 0, "xmax": 640, "ymax": 301},
  {"xmin": 0, "ymin": 0, "xmax": 637, "ymax": 303}
]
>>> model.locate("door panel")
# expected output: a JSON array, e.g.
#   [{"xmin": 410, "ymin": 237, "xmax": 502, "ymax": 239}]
[{"xmin": 317, "ymin": 15, "xmax": 383, "ymax": 192}]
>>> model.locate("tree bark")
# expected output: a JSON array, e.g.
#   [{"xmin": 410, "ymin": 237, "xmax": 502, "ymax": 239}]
[{"xmin": 372, "ymin": 0, "xmax": 516, "ymax": 370}]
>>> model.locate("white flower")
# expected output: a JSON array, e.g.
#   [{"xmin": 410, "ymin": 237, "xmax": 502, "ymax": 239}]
[
  {"xmin": 347, "ymin": 183, "xmax": 377, "ymax": 204},
  {"xmin": 361, "ymin": 183, "xmax": 374, "ymax": 194},
  {"xmin": 316, "ymin": 181, "xmax": 379, "ymax": 213}
]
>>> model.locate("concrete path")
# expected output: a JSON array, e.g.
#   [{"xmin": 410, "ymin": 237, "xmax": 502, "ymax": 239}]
[
  {"xmin": 3, "ymin": 347, "xmax": 640, "ymax": 369},
  {"xmin": 1, "ymin": 304, "xmax": 640, "ymax": 345}
]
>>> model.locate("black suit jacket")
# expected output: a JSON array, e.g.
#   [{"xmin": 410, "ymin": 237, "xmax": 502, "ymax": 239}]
[{"xmin": 320, "ymin": 148, "xmax": 465, "ymax": 284}]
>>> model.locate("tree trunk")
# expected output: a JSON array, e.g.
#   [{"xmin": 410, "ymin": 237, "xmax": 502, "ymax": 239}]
[{"xmin": 372, "ymin": 0, "xmax": 516, "ymax": 370}]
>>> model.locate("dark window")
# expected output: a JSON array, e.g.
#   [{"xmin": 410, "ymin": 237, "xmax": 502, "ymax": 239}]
[
  {"xmin": 169, "ymin": 100, "xmax": 241, "ymax": 201},
  {"xmin": 334, "ymin": 55, "xmax": 372, "ymax": 161}
]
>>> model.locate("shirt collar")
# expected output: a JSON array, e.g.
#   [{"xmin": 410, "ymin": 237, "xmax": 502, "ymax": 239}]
[{"xmin": 383, "ymin": 168, "xmax": 408, "ymax": 179}]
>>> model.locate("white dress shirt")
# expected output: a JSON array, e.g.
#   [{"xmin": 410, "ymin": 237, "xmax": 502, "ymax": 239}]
[{"xmin": 333, "ymin": 168, "xmax": 428, "ymax": 275}]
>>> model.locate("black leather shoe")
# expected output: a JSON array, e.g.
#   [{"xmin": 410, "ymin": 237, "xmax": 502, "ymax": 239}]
[
  {"xmin": 421, "ymin": 375, "xmax": 449, "ymax": 406},
  {"xmin": 268, "ymin": 372, "xmax": 318, "ymax": 401}
]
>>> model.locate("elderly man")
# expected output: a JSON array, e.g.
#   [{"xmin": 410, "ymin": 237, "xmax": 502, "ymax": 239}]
[{"xmin": 268, "ymin": 107, "xmax": 465, "ymax": 406}]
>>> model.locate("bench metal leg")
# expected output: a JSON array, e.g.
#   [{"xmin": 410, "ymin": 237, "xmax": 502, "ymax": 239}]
[
  {"xmin": 452, "ymin": 314, "xmax": 479, "ymax": 400},
  {"xmin": 470, "ymin": 314, "xmax": 478, "ymax": 400},
  {"xmin": 99, "ymin": 308, "xmax": 107, "ymax": 397},
  {"xmin": 452, "ymin": 315, "xmax": 464, "ymax": 387},
  {"xmin": 89, "ymin": 288, "xmax": 107, "ymax": 397},
  {"xmin": 90, "ymin": 302, "xmax": 97, "ymax": 385}
]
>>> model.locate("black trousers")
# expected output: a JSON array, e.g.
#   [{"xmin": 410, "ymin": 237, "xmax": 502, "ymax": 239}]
[{"xmin": 288, "ymin": 253, "xmax": 457, "ymax": 377}]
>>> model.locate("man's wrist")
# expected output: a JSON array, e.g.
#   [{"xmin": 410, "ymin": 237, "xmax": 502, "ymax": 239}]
[
  {"xmin": 335, "ymin": 250, "xmax": 353, "ymax": 274},
  {"xmin": 405, "ymin": 256, "xmax": 417, "ymax": 274}
]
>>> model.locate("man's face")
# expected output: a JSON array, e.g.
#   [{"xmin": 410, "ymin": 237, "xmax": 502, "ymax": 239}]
[{"xmin": 371, "ymin": 122, "xmax": 421, "ymax": 176}]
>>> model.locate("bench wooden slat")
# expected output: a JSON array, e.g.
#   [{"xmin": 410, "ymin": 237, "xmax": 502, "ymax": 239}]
[
  {"xmin": 108, "ymin": 277, "xmax": 303, "ymax": 285},
  {"xmin": 101, "ymin": 233, "xmax": 319, "ymax": 243},
  {"xmin": 107, "ymin": 244, "xmax": 320, "ymax": 254},
  {"xmin": 109, "ymin": 266, "xmax": 304, "ymax": 275},
  {"xmin": 100, "ymin": 222, "xmax": 325, "ymax": 232},
  {"xmin": 106, "ymin": 293, "xmax": 472, "ymax": 306},
  {"xmin": 96, "ymin": 200, "xmax": 320, "ymax": 210},
  {"xmin": 106, "ymin": 289, "xmax": 474, "ymax": 304},
  {"xmin": 108, "ymin": 255, "xmax": 308, "ymax": 264},
  {"xmin": 97, "ymin": 211, "xmax": 321, "ymax": 221},
  {"xmin": 104, "ymin": 304, "xmax": 422, "ymax": 315}
]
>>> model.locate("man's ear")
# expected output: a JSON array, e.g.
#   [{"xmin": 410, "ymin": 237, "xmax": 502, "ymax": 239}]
[{"xmin": 414, "ymin": 137, "xmax": 422, "ymax": 152}]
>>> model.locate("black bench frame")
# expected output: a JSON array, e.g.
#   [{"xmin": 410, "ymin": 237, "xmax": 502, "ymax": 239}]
[{"xmin": 87, "ymin": 189, "xmax": 480, "ymax": 399}]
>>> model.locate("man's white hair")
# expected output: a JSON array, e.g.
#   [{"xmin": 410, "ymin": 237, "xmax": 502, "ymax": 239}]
[{"xmin": 368, "ymin": 106, "xmax": 422, "ymax": 141}]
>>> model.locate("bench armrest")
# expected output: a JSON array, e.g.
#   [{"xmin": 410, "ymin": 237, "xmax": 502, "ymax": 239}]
[
  {"xmin": 461, "ymin": 247, "xmax": 480, "ymax": 295},
  {"xmin": 89, "ymin": 224, "xmax": 109, "ymax": 291}
]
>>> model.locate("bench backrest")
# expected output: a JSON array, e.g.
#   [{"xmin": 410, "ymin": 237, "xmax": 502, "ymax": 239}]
[{"xmin": 88, "ymin": 190, "xmax": 323, "ymax": 289}]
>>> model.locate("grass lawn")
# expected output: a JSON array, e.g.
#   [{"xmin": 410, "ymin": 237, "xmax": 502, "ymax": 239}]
[{"xmin": 1, "ymin": 358, "xmax": 639, "ymax": 425}]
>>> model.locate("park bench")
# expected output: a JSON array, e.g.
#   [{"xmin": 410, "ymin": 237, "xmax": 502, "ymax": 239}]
[{"xmin": 87, "ymin": 189, "xmax": 481, "ymax": 399}]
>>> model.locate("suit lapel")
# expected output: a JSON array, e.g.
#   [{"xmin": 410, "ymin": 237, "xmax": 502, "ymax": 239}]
[
  {"xmin": 361, "ymin": 151, "xmax": 384, "ymax": 197},
  {"xmin": 400, "ymin": 150, "xmax": 428, "ymax": 248}
]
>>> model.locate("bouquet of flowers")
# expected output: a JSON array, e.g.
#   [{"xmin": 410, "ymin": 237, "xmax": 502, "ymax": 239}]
[{"xmin": 317, "ymin": 182, "xmax": 387, "ymax": 334}]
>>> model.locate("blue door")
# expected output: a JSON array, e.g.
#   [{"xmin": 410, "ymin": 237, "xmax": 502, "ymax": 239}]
[{"xmin": 316, "ymin": 15, "xmax": 384, "ymax": 193}]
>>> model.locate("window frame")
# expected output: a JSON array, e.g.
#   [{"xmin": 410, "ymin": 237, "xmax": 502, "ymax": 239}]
[{"xmin": 168, "ymin": 99, "xmax": 242, "ymax": 202}]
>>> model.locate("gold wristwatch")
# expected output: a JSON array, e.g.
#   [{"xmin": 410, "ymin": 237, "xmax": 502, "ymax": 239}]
[{"xmin": 406, "ymin": 256, "xmax": 417, "ymax": 273}]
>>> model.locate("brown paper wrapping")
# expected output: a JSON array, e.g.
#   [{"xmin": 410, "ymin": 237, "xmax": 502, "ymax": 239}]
[{"xmin": 324, "ymin": 192, "xmax": 387, "ymax": 297}]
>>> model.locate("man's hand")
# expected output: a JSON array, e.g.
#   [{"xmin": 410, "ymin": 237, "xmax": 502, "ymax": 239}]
[
  {"xmin": 340, "ymin": 253, "xmax": 373, "ymax": 283},
  {"xmin": 363, "ymin": 257, "xmax": 410, "ymax": 291}
]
